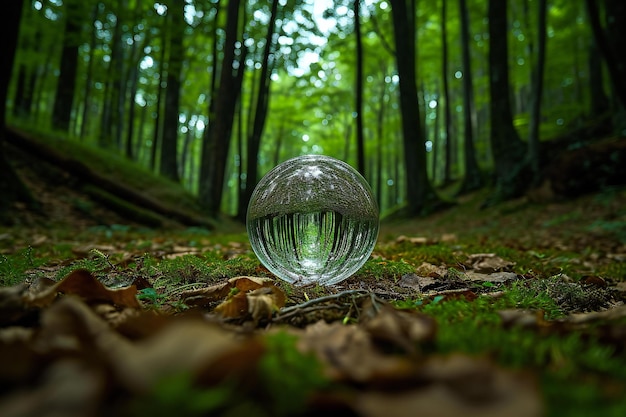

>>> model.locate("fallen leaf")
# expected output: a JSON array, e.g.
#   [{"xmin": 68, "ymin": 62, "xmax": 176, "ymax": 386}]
[
  {"xmin": 466, "ymin": 253, "xmax": 515, "ymax": 273},
  {"xmin": 353, "ymin": 355, "xmax": 542, "ymax": 417},
  {"xmin": 215, "ymin": 281, "xmax": 286, "ymax": 321},
  {"xmin": 25, "ymin": 269, "xmax": 141, "ymax": 308},
  {"xmin": 399, "ymin": 273, "xmax": 441, "ymax": 292},
  {"xmin": 31, "ymin": 296, "xmax": 261, "ymax": 393},
  {"xmin": 415, "ymin": 262, "xmax": 448, "ymax": 278},
  {"xmin": 360, "ymin": 298, "xmax": 436, "ymax": 354},
  {"xmin": 464, "ymin": 271, "xmax": 518, "ymax": 283},
  {"xmin": 395, "ymin": 235, "xmax": 433, "ymax": 245},
  {"xmin": 0, "ymin": 359, "xmax": 105, "ymax": 417},
  {"xmin": 181, "ymin": 275, "xmax": 277, "ymax": 307},
  {"xmin": 297, "ymin": 320, "xmax": 417, "ymax": 383}
]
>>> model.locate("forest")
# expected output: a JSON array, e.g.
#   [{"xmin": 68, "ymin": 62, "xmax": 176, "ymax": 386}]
[
  {"xmin": 2, "ymin": 0, "xmax": 626, "ymax": 416},
  {"xmin": 2, "ymin": 0, "xmax": 624, "ymax": 220}
]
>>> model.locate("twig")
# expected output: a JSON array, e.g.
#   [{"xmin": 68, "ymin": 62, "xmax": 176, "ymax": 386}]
[
  {"xmin": 273, "ymin": 304, "xmax": 345, "ymax": 322},
  {"xmin": 278, "ymin": 289, "xmax": 370, "ymax": 315}
]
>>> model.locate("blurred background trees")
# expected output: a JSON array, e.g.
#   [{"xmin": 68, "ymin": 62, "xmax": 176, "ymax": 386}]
[{"xmin": 3, "ymin": 0, "xmax": 625, "ymax": 218}]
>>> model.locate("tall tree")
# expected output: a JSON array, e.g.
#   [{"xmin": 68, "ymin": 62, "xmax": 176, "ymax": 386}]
[
  {"xmin": 456, "ymin": 0, "xmax": 483, "ymax": 193},
  {"xmin": 99, "ymin": 1, "xmax": 124, "ymax": 147},
  {"xmin": 354, "ymin": 0, "xmax": 365, "ymax": 176},
  {"xmin": 1, "ymin": 0, "xmax": 33, "ymax": 222},
  {"xmin": 588, "ymin": 39, "xmax": 609, "ymax": 117},
  {"xmin": 160, "ymin": 0, "xmax": 186, "ymax": 182},
  {"xmin": 79, "ymin": 3, "xmax": 100, "ymax": 141},
  {"xmin": 150, "ymin": 16, "xmax": 169, "ymax": 171},
  {"xmin": 199, "ymin": 0, "xmax": 246, "ymax": 214},
  {"xmin": 389, "ymin": 0, "xmax": 442, "ymax": 215},
  {"xmin": 12, "ymin": 7, "xmax": 39, "ymax": 120},
  {"xmin": 485, "ymin": 0, "xmax": 527, "ymax": 205},
  {"xmin": 527, "ymin": 0, "xmax": 548, "ymax": 179},
  {"xmin": 238, "ymin": 0, "xmax": 280, "ymax": 220},
  {"xmin": 440, "ymin": 0, "xmax": 453, "ymax": 185},
  {"xmin": 51, "ymin": 0, "xmax": 81, "ymax": 132},
  {"xmin": 585, "ymin": 0, "xmax": 626, "ymax": 112}
]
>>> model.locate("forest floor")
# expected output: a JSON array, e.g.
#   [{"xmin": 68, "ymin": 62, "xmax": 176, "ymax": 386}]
[{"xmin": 1, "ymin": 137, "xmax": 626, "ymax": 417}]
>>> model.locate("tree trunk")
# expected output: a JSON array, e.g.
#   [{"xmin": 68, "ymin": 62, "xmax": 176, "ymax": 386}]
[
  {"xmin": 99, "ymin": 2, "xmax": 123, "ymax": 147},
  {"xmin": 51, "ymin": 0, "xmax": 80, "ymax": 133},
  {"xmin": 1, "ymin": 0, "xmax": 34, "ymax": 222},
  {"xmin": 585, "ymin": 0, "xmax": 626, "ymax": 111},
  {"xmin": 238, "ymin": 0, "xmax": 280, "ymax": 220},
  {"xmin": 375, "ymin": 66, "xmax": 387, "ymax": 209},
  {"xmin": 456, "ymin": 0, "xmax": 483, "ymax": 194},
  {"xmin": 588, "ymin": 39, "xmax": 609, "ymax": 117},
  {"xmin": 125, "ymin": 34, "xmax": 140, "ymax": 160},
  {"xmin": 440, "ymin": 0, "xmax": 453, "ymax": 185},
  {"xmin": 199, "ymin": 0, "xmax": 245, "ymax": 214},
  {"xmin": 150, "ymin": 17, "xmax": 168, "ymax": 171},
  {"xmin": 485, "ymin": 0, "xmax": 528, "ymax": 206},
  {"xmin": 354, "ymin": 0, "xmax": 366, "ymax": 176},
  {"xmin": 527, "ymin": 0, "xmax": 548, "ymax": 179},
  {"xmin": 80, "ymin": 4, "xmax": 99, "ymax": 141},
  {"xmin": 160, "ymin": 0, "xmax": 185, "ymax": 182},
  {"xmin": 389, "ymin": 0, "xmax": 442, "ymax": 215}
]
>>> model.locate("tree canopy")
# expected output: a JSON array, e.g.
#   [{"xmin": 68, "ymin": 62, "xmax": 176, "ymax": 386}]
[{"xmin": 4, "ymin": 0, "xmax": 625, "ymax": 218}]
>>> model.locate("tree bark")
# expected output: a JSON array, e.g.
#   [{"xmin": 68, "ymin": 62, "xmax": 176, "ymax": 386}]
[
  {"xmin": 585, "ymin": 0, "xmax": 626, "ymax": 111},
  {"xmin": 354, "ymin": 0, "xmax": 366, "ymax": 177},
  {"xmin": 51, "ymin": 0, "xmax": 80, "ymax": 133},
  {"xmin": 588, "ymin": 39, "xmax": 609, "ymax": 117},
  {"xmin": 80, "ymin": 4, "xmax": 99, "ymax": 141},
  {"xmin": 527, "ymin": 0, "xmax": 548, "ymax": 179},
  {"xmin": 199, "ymin": 0, "xmax": 245, "ymax": 215},
  {"xmin": 238, "ymin": 0, "xmax": 280, "ymax": 220},
  {"xmin": 160, "ymin": 0, "xmax": 185, "ymax": 182},
  {"xmin": 1, "ymin": 0, "xmax": 34, "ymax": 223},
  {"xmin": 440, "ymin": 0, "xmax": 453, "ymax": 185},
  {"xmin": 456, "ymin": 0, "xmax": 483, "ymax": 194},
  {"xmin": 389, "ymin": 0, "xmax": 442, "ymax": 215},
  {"xmin": 485, "ymin": 0, "xmax": 528, "ymax": 205}
]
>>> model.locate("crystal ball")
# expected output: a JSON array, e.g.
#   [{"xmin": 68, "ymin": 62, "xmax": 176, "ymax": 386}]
[{"xmin": 247, "ymin": 155, "xmax": 379, "ymax": 286}]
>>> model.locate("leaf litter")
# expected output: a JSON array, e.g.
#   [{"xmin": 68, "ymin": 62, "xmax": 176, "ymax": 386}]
[
  {"xmin": 0, "ymin": 264, "xmax": 550, "ymax": 417},
  {"xmin": 1, "ymin": 189, "xmax": 626, "ymax": 415}
]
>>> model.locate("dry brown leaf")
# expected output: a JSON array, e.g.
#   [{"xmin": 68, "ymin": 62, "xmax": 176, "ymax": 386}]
[
  {"xmin": 24, "ymin": 269, "xmax": 140, "ymax": 308},
  {"xmin": 415, "ymin": 262, "xmax": 448, "ymax": 278},
  {"xmin": 353, "ymin": 355, "xmax": 542, "ymax": 417},
  {"xmin": 0, "ymin": 359, "xmax": 105, "ymax": 417},
  {"xmin": 214, "ymin": 291, "xmax": 249, "ymax": 318},
  {"xmin": 215, "ymin": 281, "xmax": 286, "ymax": 321},
  {"xmin": 466, "ymin": 253, "xmax": 515, "ymax": 273},
  {"xmin": 399, "ymin": 273, "xmax": 440, "ymax": 292},
  {"xmin": 247, "ymin": 286, "xmax": 286, "ymax": 321},
  {"xmin": 361, "ymin": 299, "xmax": 437, "ymax": 354},
  {"xmin": 31, "ymin": 296, "xmax": 258, "ymax": 393},
  {"xmin": 464, "ymin": 271, "xmax": 518, "ymax": 283},
  {"xmin": 297, "ymin": 320, "xmax": 417, "ymax": 383},
  {"xmin": 395, "ymin": 235, "xmax": 432, "ymax": 245},
  {"xmin": 181, "ymin": 275, "xmax": 277, "ymax": 307},
  {"xmin": 0, "ymin": 284, "xmax": 35, "ymax": 326}
]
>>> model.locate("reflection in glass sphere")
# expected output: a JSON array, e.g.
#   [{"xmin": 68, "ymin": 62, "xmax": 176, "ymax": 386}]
[{"xmin": 247, "ymin": 155, "xmax": 379, "ymax": 286}]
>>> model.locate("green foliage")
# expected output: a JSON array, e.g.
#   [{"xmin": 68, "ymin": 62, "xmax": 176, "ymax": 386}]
[
  {"xmin": 356, "ymin": 258, "xmax": 415, "ymax": 280},
  {"xmin": 146, "ymin": 252, "xmax": 262, "ymax": 287},
  {"xmin": 129, "ymin": 373, "xmax": 239, "ymax": 417},
  {"xmin": 0, "ymin": 247, "xmax": 45, "ymax": 286},
  {"xmin": 55, "ymin": 249, "xmax": 115, "ymax": 280},
  {"xmin": 137, "ymin": 287, "xmax": 166, "ymax": 307},
  {"xmin": 257, "ymin": 331, "xmax": 328, "ymax": 417},
  {"xmin": 402, "ymin": 294, "xmax": 626, "ymax": 382}
]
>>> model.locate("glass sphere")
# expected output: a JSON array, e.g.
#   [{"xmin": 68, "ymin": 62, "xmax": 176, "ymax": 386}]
[{"xmin": 247, "ymin": 155, "xmax": 379, "ymax": 286}]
